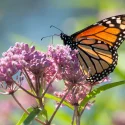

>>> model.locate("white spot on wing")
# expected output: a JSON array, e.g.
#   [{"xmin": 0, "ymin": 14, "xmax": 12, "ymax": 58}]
[
  {"xmin": 109, "ymin": 24, "xmax": 115, "ymax": 27},
  {"xmin": 120, "ymin": 24, "xmax": 125, "ymax": 29},
  {"xmin": 119, "ymin": 37, "xmax": 122, "ymax": 40},
  {"xmin": 116, "ymin": 19, "xmax": 121, "ymax": 24},
  {"xmin": 106, "ymin": 21, "xmax": 111, "ymax": 24},
  {"xmin": 103, "ymin": 19, "xmax": 108, "ymax": 22},
  {"xmin": 112, "ymin": 16, "xmax": 116, "ymax": 19}
]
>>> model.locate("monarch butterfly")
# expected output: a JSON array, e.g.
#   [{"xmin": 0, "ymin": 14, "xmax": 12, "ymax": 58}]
[{"xmin": 58, "ymin": 14, "xmax": 125, "ymax": 83}]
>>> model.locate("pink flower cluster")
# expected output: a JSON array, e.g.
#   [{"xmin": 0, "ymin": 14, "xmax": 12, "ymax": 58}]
[
  {"xmin": 0, "ymin": 55, "xmax": 22, "ymax": 85},
  {"xmin": 54, "ymin": 84, "xmax": 91, "ymax": 105},
  {"xmin": 1, "ymin": 43, "xmax": 56, "ymax": 84},
  {"xmin": 48, "ymin": 45, "xmax": 92, "ymax": 105},
  {"xmin": 0, "ymin": 42, "xmax": 106, "ymax": 106},
  {"xmin": 48, "ymin": 45, "xmax": 85, "ymax": 82}
]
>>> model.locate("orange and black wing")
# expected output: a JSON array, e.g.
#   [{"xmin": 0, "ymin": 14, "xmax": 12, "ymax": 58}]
[
  {"xmin": 77, "ymin": 39, "xmax": 118, "ymax": 82},
  {"xmin": 71, "ymin": 15, "xmax": 125, "ymax": 82},
  {"xmin": 72, "ymin": 14, "xmax": 125, "ymax": 50}
]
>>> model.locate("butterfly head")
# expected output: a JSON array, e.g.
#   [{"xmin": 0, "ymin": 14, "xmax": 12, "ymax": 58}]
[{"xmin": 60, "ymin": 33, "xmax": 72, "ymax": 45}]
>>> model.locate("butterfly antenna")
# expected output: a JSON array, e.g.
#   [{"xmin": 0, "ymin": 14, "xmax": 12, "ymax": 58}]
[
  {"xmin": 50, "ymin": 25, "xmax": 63, "ymax": 33},
  {"xmin": 41, "ymin": 34, "xmax": 59, "ymax": 41}
]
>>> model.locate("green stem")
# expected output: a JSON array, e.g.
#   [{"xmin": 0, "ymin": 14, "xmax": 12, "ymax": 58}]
[
  {"xmin": 35, "ymin": 75, "xmax": 44, "ymax": 108},
  {"xmin": 48, "ymin": 87, "xmax": 71, "ymax": 124},
  {"xmin": 74, "ymin": 106, "xmax": 80, "ymax": 125},
  {"xmin": 11, "ymin": 94, "xmax": 45, "ymax": 125},
  {"xmin": 23, "ymin": 68, "xmax": 36, "ymax": 92},
  {"xmin": 71, "ymin": 107, "xmax": 76, "ymax": 125},
  {"xmin": 76, "ymin": 113, "xmax": 80, "ymax": 125},
  {"xmin": 80, "ymin": 85, "xmax": 92, "ymax": 115},
  {"xmin": 12, "ymin": 79, "xmax": 40, "ymax": 99},
  {"xmin": 40, "ymin": 72, "xmax": 57, "ymax": 99}
]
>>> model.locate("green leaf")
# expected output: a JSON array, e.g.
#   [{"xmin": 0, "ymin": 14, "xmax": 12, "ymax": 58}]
[
  {"xmin": 23, "ymin": 108, "xmax": 41, "ymax": 125},
  {"xmin": 79, "ymin": 80, "xmax": 125, "ymax": 111},
  {"xmin": 45, "ymin": 93, "xmax": 74, "ymax": 110},
  {"xmin": 38, "ymin": 108, "xmax": 48, "ymax": 121},
  {"xmin": 16, "ymin": 107, "xmax": 33, "ymax": 125}
]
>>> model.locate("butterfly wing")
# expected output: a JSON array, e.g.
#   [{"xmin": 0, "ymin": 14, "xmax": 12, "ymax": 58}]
[
  {"xmin": 71, "ymin": 15, "xmax": 125, "ymax": 82},
  {"xmin": 77, "ymin": 39, "xmax": 118, "ymax": 82},
  {"xmin": 72, "ymin": 14, "xmax": 125, "ymax": 50}
]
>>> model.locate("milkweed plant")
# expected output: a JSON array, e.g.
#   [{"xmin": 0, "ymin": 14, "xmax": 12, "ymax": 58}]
[{"xmin": 0, "ymin": 42, "xmax": 125, "ymax": 125}]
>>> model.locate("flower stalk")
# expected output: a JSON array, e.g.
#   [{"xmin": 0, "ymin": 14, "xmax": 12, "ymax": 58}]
[
  {"xmin": 48, "ymin": 85, "xmax": 72, "ymax": 124},
  {"xmin": 11, "ymin": 93, "xmax": 45, "ymax": 125}
]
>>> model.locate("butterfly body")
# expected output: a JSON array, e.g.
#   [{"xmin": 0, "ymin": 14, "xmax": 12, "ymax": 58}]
[
  {"xmin": 61, "ymin": 33, "xmax": 78, "ymax": 49},
  {"xmin": 60, "ymin": 14, "xmax": 125, "ymax": 83}
]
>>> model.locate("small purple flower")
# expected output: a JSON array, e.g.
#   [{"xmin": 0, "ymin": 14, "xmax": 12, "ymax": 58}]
[
  {"xmin": 48, "ymin": 45, "xmax": 81, "ymax": 81},
  {"xmin": 2, "ymin": 42, "xmax": 57, "ymax": 85},
  {"xmin": 54, "ymin": 83, "xmax": 92, "ymax": 106},
  {"xmin": 3, "ymin": 42, "xmax": 35, "ymax": 65},
  {"xmin": 48, "ymin": 45, "xmax": 90, "ymax": 85},
  {"xmin": 25, "ymin": 50, "xmax": 56, "ymax": 83},
  {"xmin": 0, "ymin": 43, "xmax": 36, "ymax": 84},
  {"xmin": 3, "ymin": 42, "xmax": 35, "ymax": 57},
  {"xmin": 0, "ymin": 56, "xmax": 22, "ymax": 95},
  {"xmin": 0, "ymin": 57, "xmax": 22, "ymax": 84}
]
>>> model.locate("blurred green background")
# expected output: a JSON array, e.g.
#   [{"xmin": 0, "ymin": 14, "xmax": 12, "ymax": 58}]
[{"xmin": 0, "ymin": 0, "xmax": 125, "ymax": 125}]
